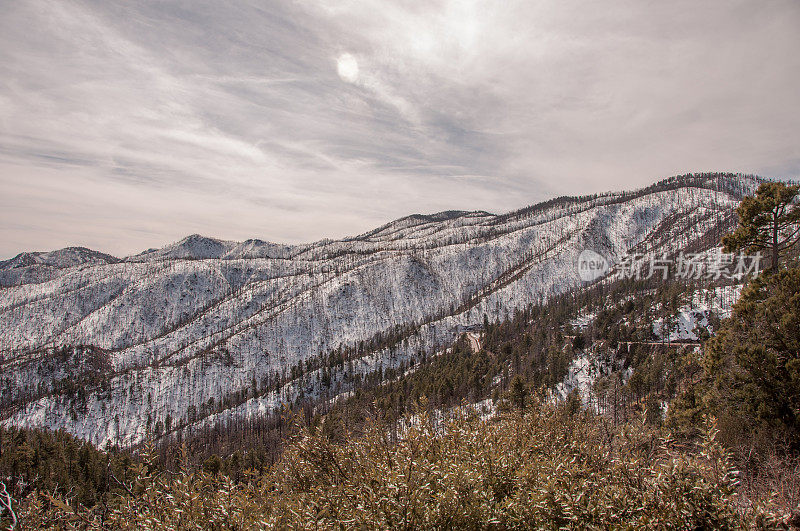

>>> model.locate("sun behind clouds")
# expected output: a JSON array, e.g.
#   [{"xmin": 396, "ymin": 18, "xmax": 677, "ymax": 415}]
[{"xmin": 336, "ymin": 52, "xmax": 359, "ymax": 83}]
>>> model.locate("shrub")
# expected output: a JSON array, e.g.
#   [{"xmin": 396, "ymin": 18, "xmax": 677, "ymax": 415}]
[{"xmin": 10, "ymin": 402, "xmax": 778, "ymax": 529}]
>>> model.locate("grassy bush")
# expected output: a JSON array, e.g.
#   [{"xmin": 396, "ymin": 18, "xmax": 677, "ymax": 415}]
[{"xmin": 7, "ymin": 400, "xmax": 787, "ymax": 529}]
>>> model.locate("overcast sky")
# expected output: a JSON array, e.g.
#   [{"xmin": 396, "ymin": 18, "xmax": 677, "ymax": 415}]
[{"xmin": 1, "ymin": 0, "xmax": 799, "ymax": 258}]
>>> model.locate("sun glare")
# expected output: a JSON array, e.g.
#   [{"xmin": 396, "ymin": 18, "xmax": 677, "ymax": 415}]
[{"xmin": 336, "ymin": 53, "xmax": 359, "ymax": 83}]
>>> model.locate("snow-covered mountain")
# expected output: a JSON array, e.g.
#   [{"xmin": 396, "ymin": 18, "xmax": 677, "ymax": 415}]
[
  {"xmin": 0, "ymin": 173, "xmax": 758, "ymax": 447},
  {"xmin": 0, "ymin": 247, "xmax": 120, "ymax": 287},
  {"xmin": 0, "ymin": 246, "xmax": 119, "ymax": 271}
]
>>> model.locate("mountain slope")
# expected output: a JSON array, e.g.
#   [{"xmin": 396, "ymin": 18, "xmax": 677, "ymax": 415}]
[{"xmin": 0, "ymin": 173, "xmax": 758, "ymax": 447}]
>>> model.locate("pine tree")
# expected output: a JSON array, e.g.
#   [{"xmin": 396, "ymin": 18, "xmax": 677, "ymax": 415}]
[
  {"xmin": 702, "ymin": 268, "xmax": 800, "ymax": 449},
  {"xmin": 722, "ymin": 182, "xmax": 800, "ymax": 272},
  {"xmin": 509, "ymin": 375, "xmax": 528, "ymax": 410}
]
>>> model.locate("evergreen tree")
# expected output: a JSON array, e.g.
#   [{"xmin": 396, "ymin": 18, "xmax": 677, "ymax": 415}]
[
  {"xmin": 702, "ymin": 268, "xmax": 800, "ymax": 449},
  {"xmin": 722, "ymin": 182, "xmax": 800, "ymax": 272},
  {"xmin": 509, "ymin": 375, "xmax": 528, "ymax": 410}
]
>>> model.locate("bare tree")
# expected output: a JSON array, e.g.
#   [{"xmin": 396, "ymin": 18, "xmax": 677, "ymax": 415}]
[{"xmin": 0, "ymin": 480, "xmax": 17, "ymax": 530}]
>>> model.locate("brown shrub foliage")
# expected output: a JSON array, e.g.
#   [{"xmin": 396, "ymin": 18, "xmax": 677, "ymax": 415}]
[{"xmin": 6, "ymin": 402, "xmax": 788, "ymax": 529}]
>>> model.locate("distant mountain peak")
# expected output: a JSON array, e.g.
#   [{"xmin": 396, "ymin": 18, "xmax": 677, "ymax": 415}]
[{"xmin": 0, "ymin": 246, "xmax": 119, "ymax": 271}]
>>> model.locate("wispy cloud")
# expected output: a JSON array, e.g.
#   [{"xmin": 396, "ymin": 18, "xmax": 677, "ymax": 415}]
[{"xmin": 1, "ymin": 0, "xmax": 798, "ymax": 258}]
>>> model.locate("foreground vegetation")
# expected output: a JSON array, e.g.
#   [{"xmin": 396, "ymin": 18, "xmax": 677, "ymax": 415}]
[{"xmin": 4, "ymin": 400, "xmax": 790, "ymax": 529}]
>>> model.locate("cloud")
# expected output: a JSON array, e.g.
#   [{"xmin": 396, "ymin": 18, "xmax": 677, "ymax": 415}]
[{"xmin": 1, "ymin": 0, "xmax": 799, "ymax": 258}]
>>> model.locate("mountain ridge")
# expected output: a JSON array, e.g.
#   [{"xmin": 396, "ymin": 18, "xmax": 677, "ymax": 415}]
[
  {"xmin": 0, "ymin": 172, "xmax": 763, "ymax": 447},
  {"xmin": 2, "ymin": 172, "xmax": 762, "ymax": 267},
  {"xmin": 0, "ymin": 247, "xmax": 120, "ymax": 271}
]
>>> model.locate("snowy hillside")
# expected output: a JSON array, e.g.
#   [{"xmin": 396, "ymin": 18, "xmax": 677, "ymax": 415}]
[
  {"xmin": 0, "ymin": 247, "xmax": 120, "ymax": 287},
  {"xmin": 0, "ymin": 173, "xmax": 759, "ymax": 447}
]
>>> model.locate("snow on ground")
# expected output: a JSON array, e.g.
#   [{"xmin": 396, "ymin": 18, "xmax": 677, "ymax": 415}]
[
  {"xmin": 654, "ymin": 284, "xmax": 743, "ymax": 341},
  {"xmin": 397, "ymin": 397, "xmax": 498, "ymax": 438},
  {"xmin": 0, "ymin": 175, "xmax": 757, "ymax": 447},
  {"xmin": 570, "ymin": 312, "xmax": 598, "ymax": 331},
  {"xmin": 555, "ymin": 353, "xmax": 596, "ymax": 405}
]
